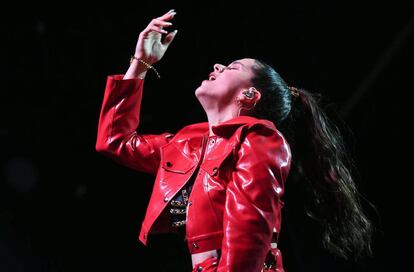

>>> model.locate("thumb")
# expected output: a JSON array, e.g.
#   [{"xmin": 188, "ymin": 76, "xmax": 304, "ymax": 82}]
[{"xmin": 163, "ymin": 29, "xmax": 178, "ymax": 47}]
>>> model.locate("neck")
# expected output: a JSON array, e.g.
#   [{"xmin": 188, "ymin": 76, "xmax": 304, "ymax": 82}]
[{"xmin": 206, "ymin": 108, "xmax": 240, "ymax": 136}]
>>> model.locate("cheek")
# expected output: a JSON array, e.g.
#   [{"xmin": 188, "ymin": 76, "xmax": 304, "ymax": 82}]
[
  {"xmin": 227, "ymin": 73, "xmax": 252, "ymax": 86},
  {"xmin": 213, "ymin": 82, "xmax": 236, "ymax": 99},
  {"xmin": 218, "ymin": 77, "xmax": 237, "ymax": 90},
  {"xmin": 219, "ymin": 77, "xmax": 248, "ymax": 96}
]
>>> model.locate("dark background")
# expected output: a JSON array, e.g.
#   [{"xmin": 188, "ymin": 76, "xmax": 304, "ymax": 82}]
[{"xmin": 1, "ymin": 1, "xmax": 413, "ymax": 271}]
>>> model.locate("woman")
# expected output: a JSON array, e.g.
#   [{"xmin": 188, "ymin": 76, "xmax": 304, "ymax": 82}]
[{"xmin": 95, "ymin": 9, "xmax": 373, "ymax": 272}]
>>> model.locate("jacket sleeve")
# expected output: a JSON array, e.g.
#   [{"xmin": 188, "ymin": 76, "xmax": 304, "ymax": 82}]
[
  {"xmin": 95, "ymin": 75, "xmax": 173, "ymax": 175},
  {"xmin": 218, "ymin": 126, "xmax": 290, "ymax": 272}
]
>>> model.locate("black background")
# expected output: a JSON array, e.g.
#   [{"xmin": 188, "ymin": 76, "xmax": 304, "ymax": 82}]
[{"xmin": 1, "ymin": 1, "xmax": 413, "ymax": 271}]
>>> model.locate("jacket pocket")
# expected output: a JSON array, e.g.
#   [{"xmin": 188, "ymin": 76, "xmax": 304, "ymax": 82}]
[{"xmin": 160, "ymin": 142, "xmax": 196, "ymax": 174}]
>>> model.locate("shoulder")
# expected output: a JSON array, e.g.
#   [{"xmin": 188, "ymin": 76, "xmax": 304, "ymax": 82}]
[
  {"xmin": 235, "ymin": 118, "xmax": 292, "ymax": 184},
  {"xmin": 238, "ymin": 117, "xmax": 285, "ymax": 143},
  {"xmin": 173, "ymin": 121, "xmax": 209, "ymax": 140},
  {"xmin": 242, "ymin": 124, "xmax": 289, "ymax": 151},
  {"xmin": 239, "ymin": 118, "xmax": 291, "ymax": 160}
]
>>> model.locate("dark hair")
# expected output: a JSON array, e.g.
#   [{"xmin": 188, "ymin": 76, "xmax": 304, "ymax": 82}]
[{"xmin": 250, "ymin": 59, "xmax": 373, "ymax": 260}]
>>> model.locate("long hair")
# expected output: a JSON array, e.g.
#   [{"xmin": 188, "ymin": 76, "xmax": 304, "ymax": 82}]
[{"xmin": 250, "ymin": 59, "xmax": 373, "ymax": 260}]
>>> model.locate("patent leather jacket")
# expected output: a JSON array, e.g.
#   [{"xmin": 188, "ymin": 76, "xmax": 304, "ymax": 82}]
[{"xmin": 96, "ymin": 75, "xmax": 291, "ymax": 272}]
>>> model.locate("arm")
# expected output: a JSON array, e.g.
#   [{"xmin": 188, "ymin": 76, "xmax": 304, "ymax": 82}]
[
  {"xmin": 95, "ymin": 75, "xmax": 173, "ymax": 174},
  {"xmin": 218, "ymin": 127, "xmax": 290, "ymax": 272},
  {"xmin": 95, "ymin": 10, "xmax": 178, "ymax": 174}
]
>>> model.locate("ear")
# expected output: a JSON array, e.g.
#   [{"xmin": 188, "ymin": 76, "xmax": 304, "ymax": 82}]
[{"xmin": 240, "ymin": 87, "xmax": 261, "ymax": 104}]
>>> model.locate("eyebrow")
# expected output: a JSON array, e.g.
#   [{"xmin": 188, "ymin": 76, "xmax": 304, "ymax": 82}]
[{"xmin": 229, "ymin": 61, "xmax": 245, "ymax": 67}]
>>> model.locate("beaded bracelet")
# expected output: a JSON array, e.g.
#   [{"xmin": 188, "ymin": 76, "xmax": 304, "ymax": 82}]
[{"xmin": 130, "ymin": 56, "xmax": 161, "ymax": 78}]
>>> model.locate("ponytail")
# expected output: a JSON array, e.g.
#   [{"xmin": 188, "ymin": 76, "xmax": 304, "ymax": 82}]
[
  {"xmin": 250, "ymin": 59, "xmax": 373, "ymax": 260},
  {"xmin": 279, "ymin": 88, "xmax": 373, "ymax": 260}
]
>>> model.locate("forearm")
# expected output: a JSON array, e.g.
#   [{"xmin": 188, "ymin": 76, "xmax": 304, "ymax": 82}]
[
  {"xmin": 96, "ymin": 76, "xmax": 143, "ymax": 150},
  {"xmin": 96, "ymin": 75, "xmax": 173, "ymax": 174}
]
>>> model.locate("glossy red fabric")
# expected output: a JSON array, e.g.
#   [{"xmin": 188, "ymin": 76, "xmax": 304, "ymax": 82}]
[
  {"xmin": 96, "ymin": 76, "xmax": 291, "ymax": 272},
  {"xmin": 192, "ymin": 256, "xmax": 219, "ymax": 272}
]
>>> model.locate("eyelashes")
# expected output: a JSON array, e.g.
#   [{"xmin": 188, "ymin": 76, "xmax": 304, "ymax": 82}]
[{"xmin": 218, "ymin": 66, "xmax": 236, "ymax": 72}]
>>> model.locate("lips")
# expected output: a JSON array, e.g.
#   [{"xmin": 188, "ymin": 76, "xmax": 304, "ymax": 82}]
[{"xmin": 208, "ymin": 72, "xmax": 216, "ymax": 81}]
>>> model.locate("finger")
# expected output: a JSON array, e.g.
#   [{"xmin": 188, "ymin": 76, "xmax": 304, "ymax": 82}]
[
  {"xmin": 162, "ymin": 30, "xmax": 178, "ymax": 47},
  {"xmin": 158, "ymin": 9, "xmax": 176, "ymax": 21},
  {"xmin": 152, "ymin": 18, "xmax": 173, "ymax": 28},
  {"xmin": 140, "ymin": 27, "xmax": 162, "ymax": 38},
  {"xmin": 148, "ymin": 26, "xmax": 168, "ymax": 35}
]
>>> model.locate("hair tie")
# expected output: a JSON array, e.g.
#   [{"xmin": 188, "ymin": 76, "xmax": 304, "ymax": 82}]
[{"xmin": 288, "ymin": 86, "xmax": 300, "ymax": 98}]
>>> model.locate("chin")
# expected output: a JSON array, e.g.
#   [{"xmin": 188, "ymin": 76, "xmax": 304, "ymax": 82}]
[
  {"xmin": 195, "ymin": 85, "xmax": 206, "ymax": 98},
  {"xmin": 195, "ymin": 87, "xmax": 211, "ymax": 107}
]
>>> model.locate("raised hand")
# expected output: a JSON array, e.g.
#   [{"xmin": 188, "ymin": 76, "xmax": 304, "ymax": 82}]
[
  {"xmin": 124, "ymin": 9, "xmax": 178, "ymax": 79},
  {"xmin": 134, "ymin": 9, "xmax": 178, "ymax": 65}
]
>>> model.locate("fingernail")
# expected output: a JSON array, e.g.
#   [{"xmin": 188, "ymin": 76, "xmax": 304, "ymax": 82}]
[{"xmin": 169, "ymin": 9, "xmax": 175, "ymax": 13}]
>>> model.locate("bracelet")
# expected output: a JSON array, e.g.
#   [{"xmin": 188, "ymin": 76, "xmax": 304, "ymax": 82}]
[{"xmin": 130, "ymin": 56, "xmax": 161, "ymax": 78}]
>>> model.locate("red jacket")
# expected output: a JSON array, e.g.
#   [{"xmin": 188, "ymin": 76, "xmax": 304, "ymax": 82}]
[{"xmin": 96, "ymin": 75, "xmax": 291, "ymax": 272}]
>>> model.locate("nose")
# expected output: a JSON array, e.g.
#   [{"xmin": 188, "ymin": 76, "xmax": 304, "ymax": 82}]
[{"xmin": 214, "ymin": 64, "xmax": 225, "ymax": 73}]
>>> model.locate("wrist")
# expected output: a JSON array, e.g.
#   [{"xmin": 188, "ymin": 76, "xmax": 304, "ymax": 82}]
[
  {"xmin": 132, "ymin": 53, "xmax": 154, "ymax": 65},
  {"xmin": 129, "ymin": 56, "xmax": 160, "ymax": 79}
]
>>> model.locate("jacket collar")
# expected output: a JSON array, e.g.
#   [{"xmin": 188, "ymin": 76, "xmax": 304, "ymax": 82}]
[
  {"xmin": 212, "ymin": 116, "xmax": 276, "ymax": 137},
  {"xmin": 178, "ymin": 116, "xmax": 276, "ymax": 139}
]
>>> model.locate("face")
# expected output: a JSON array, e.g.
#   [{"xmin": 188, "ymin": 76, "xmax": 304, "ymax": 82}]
[{"xmin": 195, "ymin": 58, "xmax": 257, "ymax": 111}]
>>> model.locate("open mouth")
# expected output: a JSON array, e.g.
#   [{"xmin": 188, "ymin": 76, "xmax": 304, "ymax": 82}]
[{"xmin": 208, "ymin": 72, "xmax": 216, "ymax": 81}]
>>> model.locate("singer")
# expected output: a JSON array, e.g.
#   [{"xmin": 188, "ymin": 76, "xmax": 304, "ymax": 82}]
[{"xmin": 95, "ymin": 9, "xmax": 373, "ymax": 272}]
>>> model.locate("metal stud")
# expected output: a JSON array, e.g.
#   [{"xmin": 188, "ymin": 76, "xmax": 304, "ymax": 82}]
[{"xmin": 212, "ymin": 167, "xmax": 218, "ymax": 176}]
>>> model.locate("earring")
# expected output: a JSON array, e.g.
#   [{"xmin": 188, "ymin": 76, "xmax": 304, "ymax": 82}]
[{"xmin": 243, "ymin": 88, "xmax": 255, "ymax": 99}]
